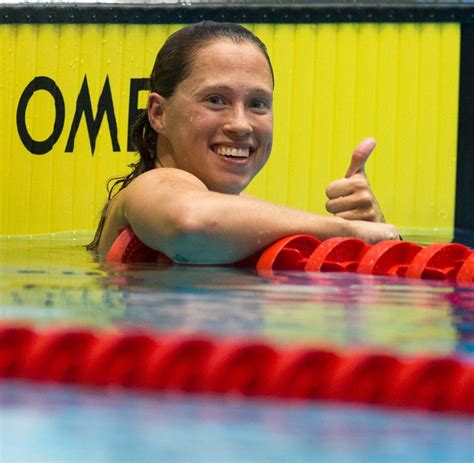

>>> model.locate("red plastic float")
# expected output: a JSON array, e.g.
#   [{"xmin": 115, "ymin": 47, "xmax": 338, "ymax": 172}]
[
  {"xmin": 405, "ymin": 243, "xmax": 471, "ymax": 281},
  {"xmin": 264, "ymin": 347, "xmax": 341, "ymax": 399},
  {"xmin": 445, "ymin": 364, "xmax": 474, "ymax": 413},
  {"xmin": 324, "ymin": 350, "xmax": 402, "ymax": 405},
  {"xmin": 136, "ymin": 334, "xmax": 216, "ymax": 391},
  {"xmin": 387, "ymin": 356, "xmax": 466, "ymax": 411},
  {"xmin": 357, "ymin": 240, "xmax": 423, "ymax": 276},
  {"xmin": 20, "ymin": 329, "xmax": 97, "ymax": 383},
  {"xmin": 0, "ymin": 325, "xmax": 472, "ymax": 414},
  {"xmin": 457, "ymin": 251, "xmax": 474, "ymax": 283},
  {"xmin": 305, "ymin": 237, "xmax": 370, "ymax": 272},
  {"xmin": 256, "ymin": 234, "xmax": 321, "ymax": 271},
  {"xmin": 106, "ymin": 227, "xmax": 473, "ymax": 284},
  {"xmin": 201, "ymin": 340, "xmax": 279, "ymax": 396},
  {"xmin": 78, "ymin": 332, "xmax": 161, "ymax": 387},
  {"xmin": 0, "ymin": 326, "xmax": 38, "ymax": 377}
]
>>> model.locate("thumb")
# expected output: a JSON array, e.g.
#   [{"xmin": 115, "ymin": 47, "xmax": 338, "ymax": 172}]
[{"xmin": 345, "ymin": 137, "xmax": 376, "ymax": 178}]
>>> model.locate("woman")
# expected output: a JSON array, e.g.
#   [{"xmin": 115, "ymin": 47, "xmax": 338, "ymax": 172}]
[{"xmin": 89, "ymin": 21, "xmax": 398, "ymax": 264}]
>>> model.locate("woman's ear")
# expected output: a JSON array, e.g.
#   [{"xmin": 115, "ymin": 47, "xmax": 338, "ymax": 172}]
[{"xmin": 148, "ymin": 93, "xmax": 167, "ymax": 134}]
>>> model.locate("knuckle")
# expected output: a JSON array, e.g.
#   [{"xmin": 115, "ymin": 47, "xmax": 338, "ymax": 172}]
[
  {"xmin": 325, "ymin": 184, "xmax": 336, "ymax": 199},
  {"xmin": 367, "ymin": 207, "xmax": 378, "ymax": 221},
  {"xmin": 384, "ymin": 225, "xmax": 398, "ymax": 240},
  {"xmin": 358, "ymin": 190, "xmax": 373, "ymax": 205},
  {"xmin": 352, "ymin": 176, "xmax": 367, "ymax": 189}
]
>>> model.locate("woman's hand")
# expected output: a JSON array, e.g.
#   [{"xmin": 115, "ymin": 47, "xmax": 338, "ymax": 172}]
[
  {"xmin": 348, "ymin": 220, "xmax": 399, "ymax": 244},
  {"xmin": 325, "ymin": 138, "xmax": 385, "ymax": 223}
]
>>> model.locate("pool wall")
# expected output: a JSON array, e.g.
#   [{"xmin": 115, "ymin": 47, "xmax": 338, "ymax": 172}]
[{"xmin": 1, "ymin": 3, "xmax": 473, "ymax": 241}]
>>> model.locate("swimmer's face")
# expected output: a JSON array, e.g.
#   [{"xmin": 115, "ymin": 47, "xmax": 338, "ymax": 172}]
[{"xmin": 148, "ymin": 39, "xmax": 274, "ymax": 194}]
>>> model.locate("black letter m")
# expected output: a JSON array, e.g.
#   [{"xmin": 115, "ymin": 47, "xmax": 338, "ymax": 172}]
[{"xmin": 66, "ymin": 75, "xmax": 120, "ymax": 154}]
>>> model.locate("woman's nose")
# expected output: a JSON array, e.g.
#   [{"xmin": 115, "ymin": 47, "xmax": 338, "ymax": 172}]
[{"xmin": 223, "ymin": 105, "xmax": 253, "ymax": 136}]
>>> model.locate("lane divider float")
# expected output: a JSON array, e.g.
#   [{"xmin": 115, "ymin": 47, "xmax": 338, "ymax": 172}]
[
  {"xmin": 107, "ymin": 227, "xmax": 474, "ymax": 283},
  {"xmin": 0, "ymin": 325, "xmax": 472, "ymax": 414}
]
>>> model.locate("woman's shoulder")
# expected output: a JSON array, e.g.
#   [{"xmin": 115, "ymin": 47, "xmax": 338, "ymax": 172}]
[
  {"xmin": 125, "ymin": 167, "xmax": 208, "ymax": 194},
  {"xmin": 97, "ymin": 167, "xmax": 207, "ymax": 256},
  {"xmin": 135, "ymin": 167, "xmax": 206, "ymax": 184}
]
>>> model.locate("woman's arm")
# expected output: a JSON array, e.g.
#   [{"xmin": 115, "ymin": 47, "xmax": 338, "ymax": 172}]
[{"xmin": 98, "ymin": 167, "xmax": 398, "ymax": 264}]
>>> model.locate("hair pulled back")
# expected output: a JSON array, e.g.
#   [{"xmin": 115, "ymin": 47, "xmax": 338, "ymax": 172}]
[{"xmin": 88, "ymin": 21, "xmax": 273, "ymax": 251}]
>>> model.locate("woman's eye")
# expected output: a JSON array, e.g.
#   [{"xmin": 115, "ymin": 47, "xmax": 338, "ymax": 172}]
[
  {"xmin": 206, "ymin": 95, "xmax": 225, "ymax": 105},
  {"xmin": 250, "ymin": 99, "xmax": 270, "ymax": 111}
]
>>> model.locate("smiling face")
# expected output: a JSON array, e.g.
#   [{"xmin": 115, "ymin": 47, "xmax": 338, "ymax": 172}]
[{"xmin": 148, "ymin": 39, "xmax": 274, "ymax": 194}]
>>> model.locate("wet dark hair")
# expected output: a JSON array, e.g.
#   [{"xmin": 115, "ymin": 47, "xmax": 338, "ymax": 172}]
[{"xmin": 87, "ymin": 21, "xmax": 274, "ymax": 251}]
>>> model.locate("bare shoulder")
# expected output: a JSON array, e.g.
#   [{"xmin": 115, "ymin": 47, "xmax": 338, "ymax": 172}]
[
  {"xmin": 126, "ymin": 167, "xmax": 207, "ymax": 193},
  {"xmin": 97, "ymin": 168, "xmax": 207, "ymax": 256}
]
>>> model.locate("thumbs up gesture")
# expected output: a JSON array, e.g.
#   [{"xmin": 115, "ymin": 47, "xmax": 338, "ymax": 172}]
[{"xmin": 325, "ymin": 138, "xmax": 385, "ymax": 223}]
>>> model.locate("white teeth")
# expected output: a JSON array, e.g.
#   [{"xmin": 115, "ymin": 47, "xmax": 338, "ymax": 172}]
[{"xmin": 214, "ymin": 146, "xmax": 250, "ymax": 158}]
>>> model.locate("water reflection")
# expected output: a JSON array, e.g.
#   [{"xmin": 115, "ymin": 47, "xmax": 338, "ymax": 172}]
[{"xmin": 0, "ymin": 238, "xmax": 473, "ymax": 357}]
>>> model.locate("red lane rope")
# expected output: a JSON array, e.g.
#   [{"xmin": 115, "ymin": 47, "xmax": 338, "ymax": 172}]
[
  {"xmin": 106, "ymin": 228, "xmax": 474, "ymax": 284},
  {"xmin": 0, "ymin": 325, "xmax": 472, "ymax": 414}
]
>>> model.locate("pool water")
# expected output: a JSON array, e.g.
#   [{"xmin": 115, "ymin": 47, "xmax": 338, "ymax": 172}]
[
  {"xmin": 1, "ymin": 235, "xmax": 473, "ymax": 355},
  {"xmin": 0, "ymin": 235, "xmax": 473, "ymax": 462},
  {"xmin": 1, "ymin": 382, "xmax": 473, "ymax": 463}
]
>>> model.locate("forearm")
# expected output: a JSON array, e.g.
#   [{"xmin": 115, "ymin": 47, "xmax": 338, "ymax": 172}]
[
  {"xmin": 127, "ymin": 191, "xmax": 352, "ymax": 264},
  {"xmin": 113, "ymin": 168, "xmax": 398, "ymax": 264}
]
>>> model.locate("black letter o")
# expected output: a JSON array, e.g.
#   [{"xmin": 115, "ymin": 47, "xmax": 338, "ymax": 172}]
[{"xmin": 16, "ymin": 76, "xmax": 65, "ymax": 155}]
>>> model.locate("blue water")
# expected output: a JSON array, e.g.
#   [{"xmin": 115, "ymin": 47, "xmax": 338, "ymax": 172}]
[
  {"xmin": 0, "ymin": 237, "xmax": 473, "ymax": 462},
  {"xmin": 1, "ymin": 382, "xmax": 473, "ymax": 463}
]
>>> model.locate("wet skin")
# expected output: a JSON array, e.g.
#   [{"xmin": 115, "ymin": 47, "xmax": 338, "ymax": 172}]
[
  {"xmin": 148, "ymin": 40, "xmax": 274, "ymax": 195},
  {"xmin": 97, "ymin": 38, "xmax": 399, "ymax": 260}
]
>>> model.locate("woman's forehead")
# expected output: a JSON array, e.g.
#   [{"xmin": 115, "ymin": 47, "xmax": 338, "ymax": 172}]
[{"xmin": 184, "ymin": 40, "xmax": 273, "ymax": 90}]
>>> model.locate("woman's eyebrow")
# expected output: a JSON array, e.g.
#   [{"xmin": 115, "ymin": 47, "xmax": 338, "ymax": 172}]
[{"xmin": 196, "ymin": 84, "xmax": 272, "ymax": 98}]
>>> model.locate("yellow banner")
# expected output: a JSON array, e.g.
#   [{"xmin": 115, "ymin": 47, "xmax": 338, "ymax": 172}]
[{"xmin": 0, "ymin": 23, "xmax": 460, "ymax": 239}]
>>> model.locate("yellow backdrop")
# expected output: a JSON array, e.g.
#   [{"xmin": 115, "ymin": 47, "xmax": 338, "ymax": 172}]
[{"xmin": 0, "ymin": 23, "xmax": 460, "ymax": 239}]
